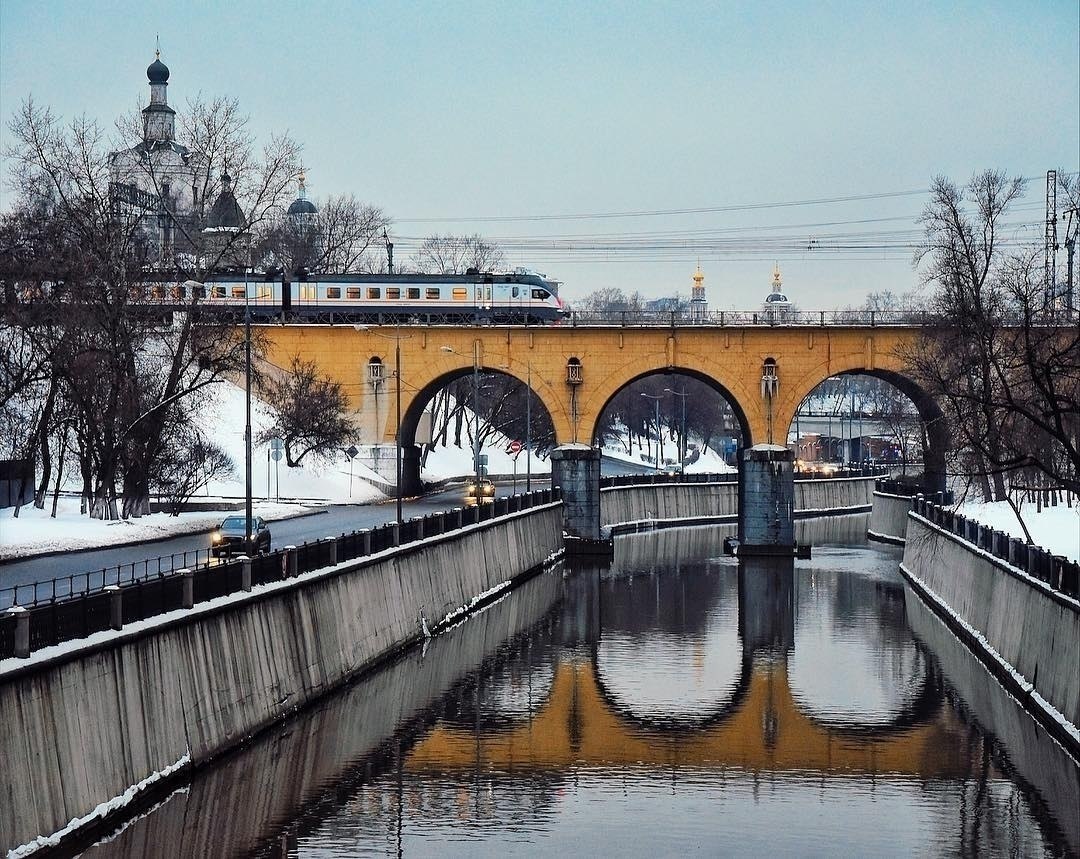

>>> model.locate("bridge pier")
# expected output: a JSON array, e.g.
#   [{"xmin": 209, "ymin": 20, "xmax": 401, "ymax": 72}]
[
  {"xmin": 353, "ymin": 443, "xmax": 423, "ymax": 495},
  {"xmin": 737, "ymin": 445, "xmax": 795, "ymax": 555},
  {"xmin": 550, "ymin": 444, "xmax": 611, "ymax": 557}
]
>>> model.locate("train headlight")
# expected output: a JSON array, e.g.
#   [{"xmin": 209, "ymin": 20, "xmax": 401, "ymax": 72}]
[{"xmin": 212, "ymin": 531, "xmax": 222, "ymax": 544}]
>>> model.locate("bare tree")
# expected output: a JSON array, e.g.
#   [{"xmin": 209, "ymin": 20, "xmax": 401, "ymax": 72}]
[
  {"xmin": 411, "ymin": 234, "xmax": 505, "ymax": 274},
  {"xmin": 255, "ymin": 194, "xmax": 389, "ymax": 274},
  {"xmin": 151, "ymin": 421, "xmax": 235, "ymax": 516},
  {"xmin": 909, "ymin": 170, "xmax": 1080, "ymax": 503},
  {"xmin": 5, "ymin": 95, "xmax": 300, "ymax": 518},
  {"xmin": 256, "ymin": 355, "xmax": 354, "ymax": 467}
]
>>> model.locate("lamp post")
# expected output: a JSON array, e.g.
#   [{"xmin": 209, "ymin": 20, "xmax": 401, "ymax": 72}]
[
  {"xmin": 441, "ymin": 345, "xmax": 481, "ymax": 490},
  {"xmin": 525, "ymin": 363, "xmax": 532, "ymax": 493},
  {"xmin": 640, "ymin": 392, "xmax": 663, "ymax": 471},
  {"xmin": 664, "ymin": 387, "xmax": 688, "ymax": 467},
  {"xmin": 244, "ymin": 262, "xmax": 252, "ymax": 548}
]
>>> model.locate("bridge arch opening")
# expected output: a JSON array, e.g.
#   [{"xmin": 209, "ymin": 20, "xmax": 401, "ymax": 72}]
[
  {"xmin": 396, "ymin": 367, "xmax": 559, "ymax": 491},
  {"xmin": 786, "ymin": 370, "xmax": 946, "ymax": 491},
  {"xmin": 590, "ymin": 369, "xmax": 749, "ymax": 471}
]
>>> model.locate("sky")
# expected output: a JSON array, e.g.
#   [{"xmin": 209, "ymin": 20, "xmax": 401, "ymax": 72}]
[{"xmin": 1, "ymin": 0, "xmax": 1077, "ymax": 307}]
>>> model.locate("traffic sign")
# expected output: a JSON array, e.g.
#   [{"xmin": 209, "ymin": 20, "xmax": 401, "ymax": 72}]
[{"xmin": 507, "ymin": 440, "xmax": 523, "ymax": 454}]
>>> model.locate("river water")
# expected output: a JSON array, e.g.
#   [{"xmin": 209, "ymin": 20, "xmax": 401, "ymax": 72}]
[{"xmin": 76, "ymin": 514, "xmax": 1079, "ymax": 858}]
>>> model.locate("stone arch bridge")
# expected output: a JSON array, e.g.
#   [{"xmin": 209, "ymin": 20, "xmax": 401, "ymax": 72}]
[{"xmin": 259, "ymin": 322, "xmax": 943, "ymax": 491}]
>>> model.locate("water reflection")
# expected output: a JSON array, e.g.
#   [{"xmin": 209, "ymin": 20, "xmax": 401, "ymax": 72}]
[{"xmin": 77, "ymin": 521, "xmax": 1079, "ymax": 858}]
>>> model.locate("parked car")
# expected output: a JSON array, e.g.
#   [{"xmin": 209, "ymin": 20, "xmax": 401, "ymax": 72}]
[
  {"xmin": 211, "ymin": 516, "xmax": 271, "ymax": 557},
  {"xmin": 464, "ymin": 479, "xmax": 496, "ymax": 506}
]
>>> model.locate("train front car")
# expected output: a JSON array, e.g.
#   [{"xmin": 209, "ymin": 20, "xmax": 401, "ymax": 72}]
[{"xmin": 491, "ymin": 269, "xmax": 566, "ymax": 324}]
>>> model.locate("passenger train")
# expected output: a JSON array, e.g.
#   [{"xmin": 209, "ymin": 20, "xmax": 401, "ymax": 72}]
[{"xmin": 138, "ymin": 268, "xmax": 567, "ymax": 324}]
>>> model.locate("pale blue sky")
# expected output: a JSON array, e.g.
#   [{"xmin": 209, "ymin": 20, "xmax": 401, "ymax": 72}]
[{"xmin": 2, "ymin": 0, "xmax": 1077, "ymax": 306}]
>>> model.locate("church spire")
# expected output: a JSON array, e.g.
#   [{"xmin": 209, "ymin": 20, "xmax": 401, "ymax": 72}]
[{"xmin": 143, "ymin": 45, "xmax": 175, "ymax": 143}]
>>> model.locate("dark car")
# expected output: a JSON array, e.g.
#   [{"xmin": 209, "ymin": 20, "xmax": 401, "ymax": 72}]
[{"xmin": 211, "ymin": 516, "xmax": 271, "ymax": 557}]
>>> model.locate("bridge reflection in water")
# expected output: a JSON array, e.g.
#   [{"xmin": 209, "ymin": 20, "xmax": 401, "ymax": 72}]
[{"xmin": 78, "ymin": 517, "xmax": 1078, "ymax": 858}]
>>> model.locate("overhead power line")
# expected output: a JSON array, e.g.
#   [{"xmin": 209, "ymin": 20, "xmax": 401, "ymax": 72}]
[{"xmin": 394, "ymin": 189, "xmax": 933, "ymax": 224}]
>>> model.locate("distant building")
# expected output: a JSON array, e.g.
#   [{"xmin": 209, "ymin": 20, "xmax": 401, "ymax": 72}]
[
  {"xmin": 107, "ymin": 49, "xmax": 208, "ymax": 266},
  {"xmin": 762, "ymin": 262, "xmax": 792, "ymax": 322}
]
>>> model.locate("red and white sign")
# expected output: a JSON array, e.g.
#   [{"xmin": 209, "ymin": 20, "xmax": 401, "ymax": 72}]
[{"xmin": 507, "ymin": 440, "xmax": 523, "ymax": 454}]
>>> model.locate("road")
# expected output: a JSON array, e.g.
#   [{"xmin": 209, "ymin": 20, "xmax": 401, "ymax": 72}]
[{"xmin": 0, "ymin": 455, "xmax": 651, "ymax": 599}]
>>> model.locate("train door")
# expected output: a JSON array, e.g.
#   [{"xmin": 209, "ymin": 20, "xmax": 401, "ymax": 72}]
[{"xmin": 474, "ymin": 283, "xmax": 492, "ymax": 310}]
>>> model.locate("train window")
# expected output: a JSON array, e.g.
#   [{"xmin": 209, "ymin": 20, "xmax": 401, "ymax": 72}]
[
  {"xmin": 173, "ymin": 285, "xmax": 187, "ymax": 300},
  {"xmin": 347, "ymin": 287, "xmax": 361, "ymax": 299},
  {"xmin": 452, "ymin": 287, "xmax": 468, "ymax": 300},
  {"xmin": 231, "ymin": 286, "xmax": 246, "ymax": 299},
  {"xmin": 426, "ymin": 287, "xmax": 441, "ymax": 299},
  {"xmin": 326, "ymin": 286, "xmax": 341, "ymax": 299},
  {"xmin": 367, "ymin": 287, "xmax": 381, "ymax": 300},
  {"xmin": 211, "ymin": 286, "xmax": 226, "ymax": 298},
  {"xmin": 192, "ymin": 285, "xmax": 205, "ymax": 299},
  {"xmin": 300, "ymin": 285, "xmax": 317, "ymax": 300},
  {"xmin": 151, "ymin": 286, "xmax": 164, "ymax": 299},
  {"xmin": 257, "ymin": 285, "xmax": 272, "ymax": 300},
  {"xmin": 532, "ymin": 289, "xmax": 550, "ymax": 300},
  {"xmin": 386, "ymin": 287, "xmax": 401, "ymax": 300},
  {"xmin": 512, "ymin": 286, "xmax": 520, "ymax": 298},
  {"xmin": 407, "ymin": 287, "xmax": 421, "ymax": 300}
]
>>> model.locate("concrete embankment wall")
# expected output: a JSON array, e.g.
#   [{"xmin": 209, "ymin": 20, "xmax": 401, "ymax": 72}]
[
  {"xmin": 868, "ymin": 491, "xmax": 915, "ymax": 544},
  {"xmin": 601, "ymin": 476, "xmax": 874, "ymax": 529},
  {"xmin": 0, "ymin": 506, "xmax": 563, "ymax": 855},
  {"xmin": 900, "ymin": 513, "xmax": 1080, "ymax": 748},
  {"xmin": 904, "ymin": 585, "xmax": 1080, "ymax": 852},
  {"xmin": 72, "ymin": 569, "xmax": 566, "ymax": 858}
]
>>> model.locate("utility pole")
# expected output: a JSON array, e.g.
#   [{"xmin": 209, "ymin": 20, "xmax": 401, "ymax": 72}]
[{"xmin": 1046, "ymin": 170, "xmax": 1058, "ymax": 312}]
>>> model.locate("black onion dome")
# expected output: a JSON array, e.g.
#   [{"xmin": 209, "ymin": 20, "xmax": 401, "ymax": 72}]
[
  {"xmin": 206, "ymin": 174, "xmax": 246, "ymax": 230},
  {"xmin": 147, "ymin": 57, "xmax": 170, "ymax": 84},
  {"xmin": 287, "ymin": 198, "xmax": 318, "ymax": 216}
]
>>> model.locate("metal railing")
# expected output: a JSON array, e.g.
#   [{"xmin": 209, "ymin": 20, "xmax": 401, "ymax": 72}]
[
  {"xmin": 0, "ymin": 546, "xmax": 220, "ymax": 609},
  {"xmin": 601, "ymin": 465, "xmax": 888, "ymax": 489},
  {"xmin": 0, "ymin": 488, "xmax": 561, "ymax": 660},
  {"xmin": 912, "ymin": 495, "xmax": 1079, "ymax": 599},
  {"xmin": 875, "ymin": 477, "xmax": 954, "ymax": 505}
]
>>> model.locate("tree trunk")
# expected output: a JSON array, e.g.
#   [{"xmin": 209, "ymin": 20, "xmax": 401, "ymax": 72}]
[
  {"xmin": 34, "ymin": 381, "xmax": 58, "ymax": 509},
  {"xmin": 51, "ymin": 426, "xmax": 69, "ymax": 518}
]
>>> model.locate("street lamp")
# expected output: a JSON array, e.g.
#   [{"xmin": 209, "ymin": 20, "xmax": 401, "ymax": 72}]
[
  {"xmin": 640, "ymin": 392, "xmax": 663, "ymax": 471},
  {"xmin": 244, "ymin": 262, "xmax": 253, "ymax": 548},
  {"xmin": 441, "ymin": 345, "xmax": 481, "ymax": 490},
  {"xmin": 664, "ymin": 387, "xmax": 688, "ymax": 467}
]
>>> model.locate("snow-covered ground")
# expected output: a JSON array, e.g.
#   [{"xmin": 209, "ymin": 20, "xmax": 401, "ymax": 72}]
[{"xmin": 956, "ymin": 499, "xmax": 1079, "ymax": 564}]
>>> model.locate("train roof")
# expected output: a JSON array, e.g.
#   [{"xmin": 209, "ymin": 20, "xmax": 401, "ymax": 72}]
[{"xmin": 194, "ymin": 269, "xmax": 559, "ymax": 290}]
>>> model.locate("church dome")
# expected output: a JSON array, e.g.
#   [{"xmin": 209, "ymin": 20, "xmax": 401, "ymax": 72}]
[
  {"xmin": 206, "ymin": 173, "xmax": 246, "ymax": 231},
  {"xmin": 147, "ymin": 56, "xmax": 170, "ymax": 84},
  {"xmin": 287, "ymin": 198, "xmax": 318, "ymax": 216}
]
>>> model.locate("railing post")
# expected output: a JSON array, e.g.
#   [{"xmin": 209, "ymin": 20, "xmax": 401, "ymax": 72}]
[
  {"xmin": 1007, "ymin": 538, "xmax": 1022, "ymax": 568},
  {"xmin": 415, "ymin": 517, "xmax": 424, "ymax": 540},
  {"xmin": 106, "ymin": 584, "xmax": 122, "ymax": 630},
  {"xmin": 392, "ymin": 523, "xmax": 401, "ymax": 545},
  {"xmin": 327, "ymin": 537, "xmax": 338, "ymax": 566},
  {"xmin": 180, "ymin": 568, "xmax": 194, "ymax": 609},
  {"xmin": 9, "ymin": 606, "xmax": 29, "ymax": 658},
  {"xmin": 285, "ymin": 546, "xmax": 298, "ymax": 577},
  {"xmin": 240, "ymin": 556, "xmax": 252, "ymax": 592},
  {"xmin": 362, "ymin": 529, "xmax": 372, "ymax": 555}
]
